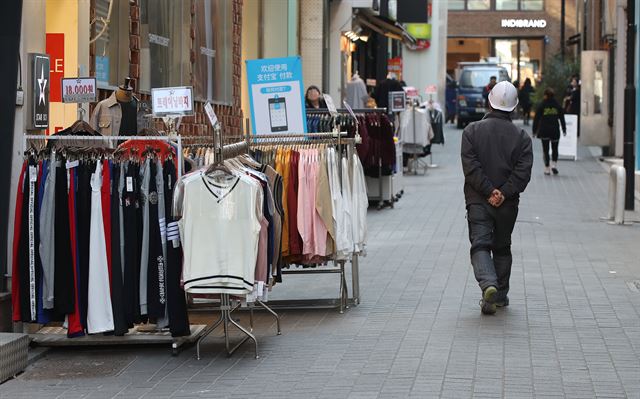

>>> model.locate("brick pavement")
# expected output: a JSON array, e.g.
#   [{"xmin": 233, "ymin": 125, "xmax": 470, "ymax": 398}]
[{"xmin": 2, "ymin": 122, "xmax": 640, "ymax": 399}]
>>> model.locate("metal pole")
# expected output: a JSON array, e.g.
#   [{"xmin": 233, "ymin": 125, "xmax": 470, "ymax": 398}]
[
  {"xmin": 561, "ymin": 0, "xmax": 566, "ymax": 62},
  {"xmin": 623, "ymin": 0, "xmax": 636, "ymax": 210}
]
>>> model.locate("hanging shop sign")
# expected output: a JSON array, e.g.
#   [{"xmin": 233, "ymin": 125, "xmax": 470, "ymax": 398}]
[
  {"xmin": 151, "ymin": 86, "xmax": 194, "ymax": 116},
  {"xmin": 29, "ymin": 53, "xmax": 50, "ymax": 129},
  {"xmin": 62, "ymin": 77, "xmax": 97, "ymax": 103},
  {"xmin": 559, "ymin": 114, "xmax": 578, "ymax": 160},
  {"xmin": 501, "ymin": 19, "xmax": 547, "ymax": 29},
  {"xmin": 245, "ymin": 56, "xmax": 307, "ymax": 134},
  {"xmin": 405, "ymin": 23, "xmax": 431, "ymax": 40}
]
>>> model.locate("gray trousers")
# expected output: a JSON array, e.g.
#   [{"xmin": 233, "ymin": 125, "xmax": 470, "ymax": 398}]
[{"xmin": 467, "ymin": 202, "xmax": 518, "ymax": 301}]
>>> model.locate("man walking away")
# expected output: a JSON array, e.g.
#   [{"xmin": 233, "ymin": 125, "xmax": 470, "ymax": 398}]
[
  {"xmin": 461, "ymin": 81, "xmax": 533, "ymax": 315},
  {"xmin": 532, "ymin": 88, "xmax": 566, "ymax": 175}
]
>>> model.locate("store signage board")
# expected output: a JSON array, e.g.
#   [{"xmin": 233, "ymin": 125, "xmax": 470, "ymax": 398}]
[
  {"xmin": 30, "ymin": 53, "xmax": 50, "ymax": 129},
  {"xmin": 151, "ymin": 86, "xmax": 194, "ymax": 116},
  {"xmin": 405, "ymin": 23, "xmax": 431, "ymax": 40},
  {"xmin": 204, "ymin": 102, "xmax": 219, "ymax": 127},
  {"xmin": 501, "ymin": 19, "xmax": 547, "ymax": 28},
  {"xmin": 559, "ymin": 114, "xmax": 578, "ymax": 160},
  {"xmin": 62, "ymin": 77, "xmax": 97, "ymax": 103},
  {"xmin": 425, "ymin": 85, "xmax": 437, "ymax": 94},
  {"xmin": 323, "ymin": 94, "xmax": 338, "ymax": 116},
  {"xmin": 389, "ymin": 91, "xmax": 406, "ymax": 112},
  {"xmin": 245, "ymin": 56, "xmax": 307, "ymax": 135}
]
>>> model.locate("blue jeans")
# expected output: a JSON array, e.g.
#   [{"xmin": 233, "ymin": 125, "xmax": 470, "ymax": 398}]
[{"xmin": 467, "ymin": 202, "xmax": 519, "ymax": 301}]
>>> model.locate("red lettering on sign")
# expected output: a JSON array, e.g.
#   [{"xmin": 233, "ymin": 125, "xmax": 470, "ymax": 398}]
[{"xmin": 46, "ymin": 33, "xmax": 64, "ymax": 103}]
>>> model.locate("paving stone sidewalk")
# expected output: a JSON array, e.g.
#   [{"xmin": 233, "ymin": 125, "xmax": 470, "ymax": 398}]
[{"xmin": 2, "ymin": 122, "xmax": 640, "ymax": 399}]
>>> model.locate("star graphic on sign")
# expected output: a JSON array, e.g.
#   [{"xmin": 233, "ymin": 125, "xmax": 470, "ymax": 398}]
[{"xmin": 37, "ymin": 65, "xmax": 47, "ymax": 105}]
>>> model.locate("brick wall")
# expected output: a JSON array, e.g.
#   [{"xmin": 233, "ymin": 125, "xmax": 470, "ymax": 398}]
[{"xmin": 91, "ymin": 0, "xmax": 244, "ymax": 139}]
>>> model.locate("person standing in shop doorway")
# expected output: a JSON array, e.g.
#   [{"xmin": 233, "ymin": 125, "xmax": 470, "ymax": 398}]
[
  {"xmin": 482, "ymin": 76, "xmax": 497, "ymax": 108},
  {"xmin": 461, "ymin": 81, "xmax": 533, "ymax": 315},
  {"xmin": 305, "ymin": 85, "xmax": 327, "ymax": 109},
  {"xmin": 533, "ymin": 88, "xmax": 566, "ymax": 175}
]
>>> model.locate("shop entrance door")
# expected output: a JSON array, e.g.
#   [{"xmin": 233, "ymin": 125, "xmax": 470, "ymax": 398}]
[{"xmin": 493, "ymin": 38, "xmax": 543, "ymax": 85}]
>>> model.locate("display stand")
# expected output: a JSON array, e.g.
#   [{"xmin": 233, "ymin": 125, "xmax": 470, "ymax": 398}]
[
  {"xmin": 246, "ymin": 131, "xmax": 363, "ymax": 312},
  {"xmin": 404, "ymin": 103, "xmax": 428, "ymax": 176},
  {"xmin": 191, "ymin": 128, "xmax": 282, "ymax": 360},
  {"xmin": 22, "ymin": 134, "xmax": 201, "ymax": 356}
]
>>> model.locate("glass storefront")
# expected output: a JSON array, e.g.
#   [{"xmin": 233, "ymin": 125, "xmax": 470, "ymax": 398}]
[{"xmin": 447, "ymin": 37, "xmax": 543, "ymax": 85}]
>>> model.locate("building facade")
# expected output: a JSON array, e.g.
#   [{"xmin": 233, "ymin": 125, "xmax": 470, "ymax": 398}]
[{"xmin": 447, "ymin": 0, "xmax": 578, "ymax": 85}]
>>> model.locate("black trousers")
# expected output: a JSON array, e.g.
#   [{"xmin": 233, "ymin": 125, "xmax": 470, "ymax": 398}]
[
  {"xmin": 467, "ymin": 202, "xmax": 518, "ymax": 301},
  {"xmin": 541, "ymin": 139, "xmax": 559, "ymax": 167}
]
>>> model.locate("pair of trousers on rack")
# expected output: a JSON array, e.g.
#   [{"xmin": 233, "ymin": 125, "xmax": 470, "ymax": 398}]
[{"xmin": 466, "ymin": 202, "xmax": 518, "ymax": 302}]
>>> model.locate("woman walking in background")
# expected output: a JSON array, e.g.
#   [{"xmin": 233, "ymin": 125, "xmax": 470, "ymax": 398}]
[
  {"xmin": 533, "ymin": 88, "xmax": 566, "ymax": 175},
  {"xmin": 519, "ymin": 78, "xmax": 534, "ymax": 125}
]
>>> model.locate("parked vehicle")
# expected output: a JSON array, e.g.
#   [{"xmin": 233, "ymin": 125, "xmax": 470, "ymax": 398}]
[{"xmin": 455, "ymin": 63, "xmax": 510, "ymax": 129}]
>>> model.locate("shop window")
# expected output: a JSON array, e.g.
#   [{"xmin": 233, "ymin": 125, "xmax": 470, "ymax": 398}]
[
  {"xmin": 194, "ymin": 0, "xmax": 234, "ymax": 104},
  {"xmin": 448, "ymin": 0, "xmax": 465, "ymax": 10},
  {"xmin": 138, "ymin": 0, "xmax": 191, "ymax": 92},
  {"xmin": 94, "ymin": 0, "xmax": 130, "ymax": 89},
  {"xmin": 496, "ymin": 0, "xmax": 518, "ymax": 10},
  {"xmin": 467, "ymin": 0, "xmax": 490, "ymax": 10},
  {"xmin": 521, "ymin": 0, "xmax": 544, "ymax": 10}
]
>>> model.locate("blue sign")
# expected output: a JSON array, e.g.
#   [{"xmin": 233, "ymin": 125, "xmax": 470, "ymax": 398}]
[
  {"xmin": 96, "ymin": 56, "xmax": 110, "ymax": 87},
  {"xmin": 245, "ymin": 56, "xmax": 307, "ymax": 134}
]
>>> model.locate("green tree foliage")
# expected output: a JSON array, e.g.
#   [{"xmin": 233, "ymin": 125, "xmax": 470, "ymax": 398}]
[{"xmin": 532, "ymin": 53, "xmax": 580, "ymax": 107}]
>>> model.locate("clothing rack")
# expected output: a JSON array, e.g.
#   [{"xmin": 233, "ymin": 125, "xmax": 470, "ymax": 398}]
[
  {"xmin": 404, "ymin": 104, "xmax": 428, "ymax": 176},
  {"xmin": 23, "ymin": 134, "xmax": 184, "ymax": 178},
  {"xmin": 193, "ymin": 130, "xmax": 281, "ymax": 360},
  {"xmin": 246, "ymin": 132, "xmax": 362, "ymax": 312},
  {"xmin": 305, "ymin": 107, "xmax": 388, "ymax": 114},
  {"xmin": 21, "ymin": 133, "xmax": 210, "ymax": 356}
]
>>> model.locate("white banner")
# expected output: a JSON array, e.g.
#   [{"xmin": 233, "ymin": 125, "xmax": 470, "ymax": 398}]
[{"xmin": 559, "ymin": 114, "xmax": 578, "ymax": 160}]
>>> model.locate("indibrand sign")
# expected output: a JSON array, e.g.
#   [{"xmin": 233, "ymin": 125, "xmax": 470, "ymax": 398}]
[{"xmin": 501, "ymin": 19, "xmax": 547, "ymax": 28}]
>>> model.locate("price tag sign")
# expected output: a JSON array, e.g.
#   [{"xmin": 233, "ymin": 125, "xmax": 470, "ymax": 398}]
[
  {"xmin": 425, "ymin": 84, "xmax": 437, "ymax": 94},
  {"xmin": 62, "ymin": 77, "xmax": 97, "ymax": 103},
  {"xmin": 342, "ymin": 100, "xmax": 358, "ymax": 124},
  {"xmin": 151, "ymin": 86, "xmax": 194, "ymax": 116},
  {"xmin": 204, "ymin": 102, "xmax": 219, "ymax": 128},
  {"xmin": 323, "ymin": 94, "xmax": 338, "ymax": 116}
]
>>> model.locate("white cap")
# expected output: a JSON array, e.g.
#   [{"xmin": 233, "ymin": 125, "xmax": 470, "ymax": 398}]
[{"xmin": 488, "ymin": 81, "xmax": 519, "ymax": 112}]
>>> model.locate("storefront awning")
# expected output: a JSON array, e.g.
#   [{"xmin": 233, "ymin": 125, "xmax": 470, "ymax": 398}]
[{"xmin": 355, "ymin": 14, "xmax": 417, "ymax": 46}]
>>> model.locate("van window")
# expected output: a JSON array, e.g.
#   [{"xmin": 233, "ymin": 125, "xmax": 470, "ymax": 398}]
[{"xmin": 460, "ymin": 70, "xmax": 497, "ymax": 88}]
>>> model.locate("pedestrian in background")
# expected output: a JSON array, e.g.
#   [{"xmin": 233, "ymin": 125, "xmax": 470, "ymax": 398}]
[
  {"xmin": 482, "ymin": 76, "xmax": 497, "ymax": 108},
  {"xmin": 305, "ymin": 85, "xmax": 327, "ymax": 109},
  {"xmin": 518, "ymin": 78, "xmax": 534, "ymax": 126},
  {"xmin": 533, "ymin": 88, "xmax": 566, "ymax": 175},
  {"xmin": 461, "ymin": 81, "xmax": 533, "ymax": 315}
]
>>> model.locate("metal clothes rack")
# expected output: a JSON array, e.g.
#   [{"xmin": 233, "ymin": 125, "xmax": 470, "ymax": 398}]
[
  {"xmin": 23, "ymin": 134, "xmax": 185, "ymax": 178},
  {"xmin": 193, "ymin": 127, "xmax": 281, "ymax": 360},
  {"xmin": 404, "ymin": 104, "xmax": 428, "ymax": 176},
  {"xmin": 22, "ymin": 134, "xmax": 210, "ymax": 356},
  {"xmin": 246, "ymin": 131, "xmax": 362, "ymax": 312}
]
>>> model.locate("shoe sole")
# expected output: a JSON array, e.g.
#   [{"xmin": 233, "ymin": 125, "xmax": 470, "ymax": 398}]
[
  {"xmin": 483, "ymin": 286, "xmax": 497, "ymax": 302},
  {"xmin": 481, "ymin": 287, "xmax": 498, "ymax": 315}
]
